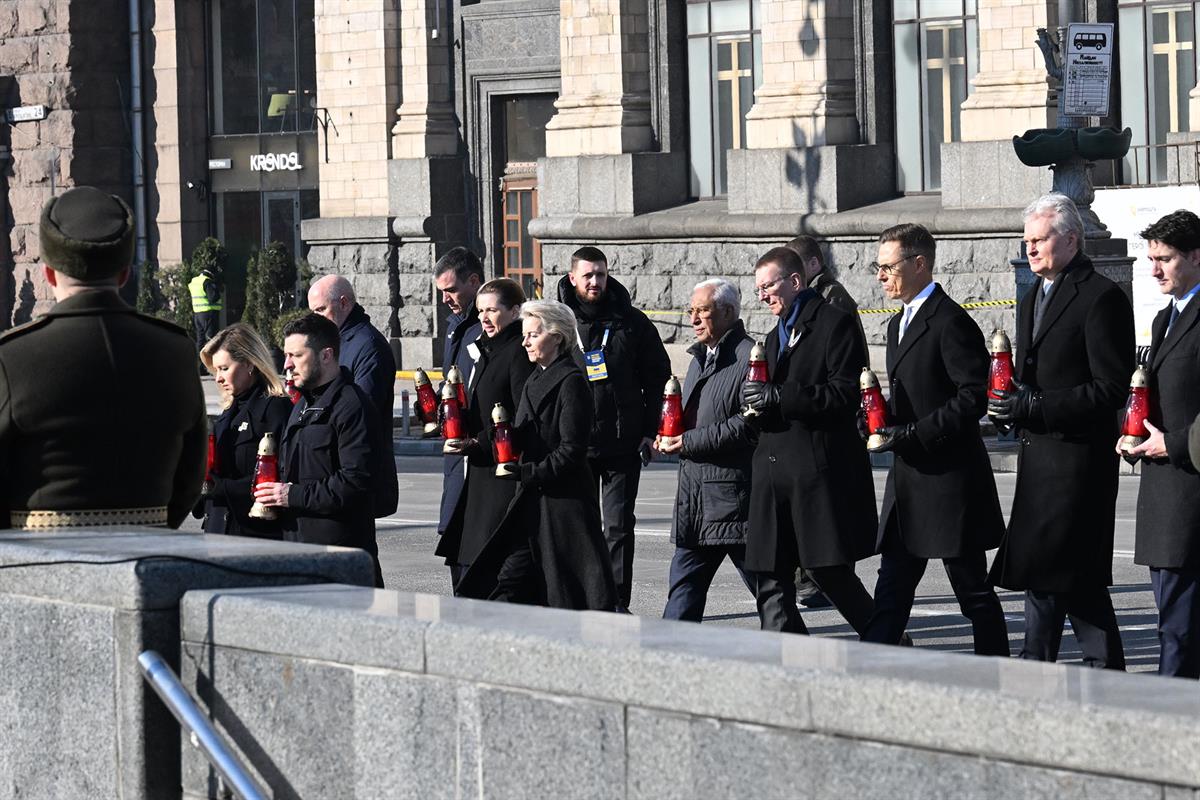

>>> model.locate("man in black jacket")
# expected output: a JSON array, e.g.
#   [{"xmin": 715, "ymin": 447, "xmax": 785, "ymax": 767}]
[
  {"xmin": 989, "ymin": 193, "xmax": 1134, "ymax": 669},
  {"xmin": 1125, "ymin": 210, "xmax": 1200, "ymax": 678},
  {"xmin": 657, "ymin": 278, "xmax": 757, "ymax": 621},
  {"xmin": 861, "ymin": 223, "xmax": 1009, "ymax": 655},
  {"xmin": 742, "ymin": 247, "xmax": 878, "ymax": 635},
  {"xmin": 253, "ymin": 313, "xmax": 386, "ymax": 587},
  {"xmin": 558, "ymin": 246, "xmax": 671, "ymax": 611},
  {"xmin": 308, "ymin": 274, "xmax": 398, "ymax": 518},
  {"xmin": 433, "ymin": 247, "xmax": 484, "ymax": 582}
]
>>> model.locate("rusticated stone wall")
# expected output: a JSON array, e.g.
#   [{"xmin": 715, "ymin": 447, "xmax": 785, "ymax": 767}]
[{"xmin": 0, "ymin": 0, "xmax": 132, "ymax": 327}]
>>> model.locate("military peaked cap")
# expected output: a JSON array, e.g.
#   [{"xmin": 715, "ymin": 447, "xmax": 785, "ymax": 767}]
[{"xmin": 39, "ymin": 186, "xmax": 135, "ymax": 280}]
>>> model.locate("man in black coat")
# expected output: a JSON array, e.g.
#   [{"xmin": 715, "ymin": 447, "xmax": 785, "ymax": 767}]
[
  {"xmin": 308, "ymin": 273, "xmax": 398, "ymax": 517},
  {"xmin": 253, "ymin": 313, "xmax": 386, "ymax": 587},
  {"xmin": 657, "ymin": 278, "xmax": 757, "ymax": 622},
  {"xmin": 989, "ymin": 193, "xmax": 1134, "ymax": 669},
  {"xmin": 557, "ymin": 246, "xmax": 672, "ymax": 612},
  {"xmin": 742, "ymin": 247, "xmax": 877, "ymax": 635},
  {"xmin": 433, "ymin": 248, "xmax": 483, "ymax": 582},
  {"xmin": 860, "ymin": 223, "xmax": 1008, "ymax": 655},
  {"xmin": 1124, "ymin": 210, "xmax": 1200, "ymax": 678},
  {"xmin": 0, "ymin": 186, "xmax": 207, "ymax": 531}
]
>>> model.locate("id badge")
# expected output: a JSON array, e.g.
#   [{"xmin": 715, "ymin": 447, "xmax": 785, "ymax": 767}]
[{"xmin": 584, "ymin": 349, "xmax": 609, "ymax": 382}]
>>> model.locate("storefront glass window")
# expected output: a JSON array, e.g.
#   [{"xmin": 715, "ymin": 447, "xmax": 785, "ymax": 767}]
[{"xmin": 686, "ymin": 0, "xmax": 762, "ymax": 197}]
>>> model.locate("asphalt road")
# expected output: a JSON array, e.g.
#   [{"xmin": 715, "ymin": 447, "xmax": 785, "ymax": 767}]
[{"xmin": 370, "ymin": 457, "xmax": 1156, "ymax": 672}]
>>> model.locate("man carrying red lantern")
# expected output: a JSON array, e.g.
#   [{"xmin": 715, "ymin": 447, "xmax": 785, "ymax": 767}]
[
  {"xmin": 988, "ymin": 193, "xmax": 1134, "ymax": 669},
  {"xmin": 859, "ymin": 223, "xmax": 1009, "ymax": 655},
  {"xmin": 741, "ymin": 247, "xmax": 878, "ymax": 636},
  {"xmin": 1124, "ymin": 210, "xmax": 1200, "ymax": 679},
  {"xmin": 252, "ymin": 313, "xmax": 388, "ymax": 587}
]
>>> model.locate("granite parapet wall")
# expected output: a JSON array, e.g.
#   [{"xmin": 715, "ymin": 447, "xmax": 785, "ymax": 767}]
[{"xmin": 181, "ymin": 585, "xmax": 1200, "ymax": 800}]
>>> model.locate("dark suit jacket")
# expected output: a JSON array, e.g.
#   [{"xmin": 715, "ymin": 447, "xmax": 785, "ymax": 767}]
[
  {"xmin": 436, "ymin": 322, "xmax": 536, "ymax": 566},
  {"xmin": 1135, "ymin": 295, "xmax": 1200, "ymax": 569},
  {"xmin": 879, "ymin": 285, "xmax": 1004, "ymax": 558},
  {"xmin": 744, "ymin": 294, "xmax": 877, "ymax": 571},
  {"xmin": 202, "ymin": 385, "xmax": 293, "ymax": 539},
  {"xmin": 990, "ymin": 252, "xmax": 1135, "ymax": 592},
  {"xmin": 0, "ymin": 290, "xmax": 207, "ymax": 528}
]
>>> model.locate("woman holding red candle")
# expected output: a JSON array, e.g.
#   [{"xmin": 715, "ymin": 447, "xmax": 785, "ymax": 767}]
[
  {"xmin": 456, "ymin": 300, "xmax": 618, "ymax": 610},
  {"xmin": 196, "ymin": 323, "xmax": 292, "ymax": 539},
  {"xmin": 436, "ymin": 279, "xmax": 536, "ymax": 587}
]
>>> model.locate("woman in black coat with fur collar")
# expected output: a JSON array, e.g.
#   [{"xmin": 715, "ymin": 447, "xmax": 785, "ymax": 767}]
[
  {"xmin": 197, "ymin": 323, "xmax": 294, "ymax": 539},
  {"xmin": 457, "ymin": 300, "xmax": 617, "ymax": 611}
]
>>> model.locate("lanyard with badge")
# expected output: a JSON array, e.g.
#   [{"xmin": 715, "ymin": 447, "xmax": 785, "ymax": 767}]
[{"xmin": 579, "ymin": 325, "xmax": 611, "ymax": 382}]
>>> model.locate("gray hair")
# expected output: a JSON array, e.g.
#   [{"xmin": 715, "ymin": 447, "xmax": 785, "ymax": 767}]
[
  {"xmin": 1023, "ymin": 193, "xmax": 1084, "ymax": 241},
  {"xmin": 693, "ymin": 278, "xmax": 740, "ymax": 317},
  {"xmin": 520, "ymin": 299, "xmax": 579, "ymax": 354}
]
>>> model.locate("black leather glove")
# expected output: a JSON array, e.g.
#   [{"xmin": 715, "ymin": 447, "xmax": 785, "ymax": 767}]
[
  {"xmin": 742, "ymin": 381, "xmax": 781, "ymax": 414},
  {"xmin": 855, "ymin": 408, "xmax": 870, "ymax": 442},
  {"xmin": 987, "ymin": 380, "xmax": 1041, "ymax": 426},
  {"xmin": 872, "ymin": 423, "xmax": 916, "ymax": 453}
]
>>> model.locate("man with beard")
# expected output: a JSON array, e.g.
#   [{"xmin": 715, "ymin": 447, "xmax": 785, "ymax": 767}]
[{"xmin": 557, "ymin": 246, "xmax": 671, "ymax": 612}]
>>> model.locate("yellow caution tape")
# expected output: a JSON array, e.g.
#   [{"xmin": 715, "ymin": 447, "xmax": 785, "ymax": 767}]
[{"xmin": 396, "ymin": 370, "xmax": 444, "ymax": 382}]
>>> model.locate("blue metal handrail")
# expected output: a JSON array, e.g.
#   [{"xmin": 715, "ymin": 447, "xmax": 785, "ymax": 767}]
[{"xmin": 138, "ymin": 650, "xmax": 268, "ymax": 800}]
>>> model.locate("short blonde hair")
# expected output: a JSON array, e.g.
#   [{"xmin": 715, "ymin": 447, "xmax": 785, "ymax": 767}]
[
  {"xmin": 520, "ymin": 299, "xmax": 578, "ymax": 356},
  {"xmin": 201, "ymin": 323, "xmax": 287, "ymax": 408}
]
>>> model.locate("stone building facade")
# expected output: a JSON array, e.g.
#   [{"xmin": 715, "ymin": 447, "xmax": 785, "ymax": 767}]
[{"xmin": 0, "ymin": 0, "xmax": 1183, "ymax": 367}]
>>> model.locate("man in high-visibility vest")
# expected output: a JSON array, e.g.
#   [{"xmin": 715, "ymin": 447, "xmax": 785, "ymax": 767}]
[{"xmin": 188, "ymin": 267, "xmax": 222, "ymax": 351}]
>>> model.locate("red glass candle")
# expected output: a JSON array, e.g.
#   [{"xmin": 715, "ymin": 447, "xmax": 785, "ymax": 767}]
[
  {"xmin": 285, "ymin": 369, "xmax": 301, "ymax": 405},
  {"xmin": 441, "ymin": 382, "xmax": 466, "ymax": 451},
  {"xmin": 1117, "ymin": 366, "xmax": 1151, "ymax": 455},
  {"xmin": 659, "ymin": 376, "xmax": 684, "ymax": 437},
  {"xmin": 413, "ymin": 367, "xmax": 440, "ymax": 435},
  {"xmin": 743, "ymin": 342, "xmax": 770, "ymax": 418},
  {"xmin": 248, "ymin": 432, "xmax": 279, "ymax": 520},
  {"xmin": 860, "ymin": 367, "xmax": 889, "ymax": 451},
  {"xmin": 988, "ymin": 329, "xmax": 1014, "ymax": 400},
  {"xmin": 203, "ymin": 431, "xmax": 218, "ymax": 494},
  {"xmin": 447, "ymin": 365, "xmax": 467, "ymax": 409},
  {"xmin": 491, "ymin": 403, "xmax": 520, "ymax": 476}
]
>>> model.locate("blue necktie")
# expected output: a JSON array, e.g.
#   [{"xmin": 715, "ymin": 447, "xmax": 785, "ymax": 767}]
[
  {"xmin": 899, "ymin": 305, "xmax": 914, "ymax": 342},
  {"xmin": 1168, "ymin": 301, "xmax": 1181, "ymax": 335}
]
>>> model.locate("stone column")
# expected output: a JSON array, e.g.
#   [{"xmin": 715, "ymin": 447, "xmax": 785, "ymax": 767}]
[
  {"xmin": 391, "ymin": 0, "xmax": 457, "ymax": 159},
  {"xmin": 543, "ymin": 0, "xmax": 654, "ymax": 156},
  {"xmin": 314, "ymin": 0, "xmax": 402, "ymax": 218},
  {"xmin": 744, "ymin": 0, "xmax": 858, "ymax": 149},
  {"xmin": 537, "ymin": 0, "xmax": 685, "ymax": 219},
  {"xmin": 726, "ymin": 0, "xmax": 891, "ymax": 213},
  {"xmin": 959, "ymin": 0, "xmax": 1056, "ymax": 140}
]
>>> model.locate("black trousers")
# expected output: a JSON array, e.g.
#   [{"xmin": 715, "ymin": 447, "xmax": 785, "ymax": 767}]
[
  {"xmin": 193, "ymin": 310, "xmax": 219, "ymax": 351},
  {"xmin": 756, "ymin": 564, "xmax": 875, "ymax": 636},
  {"xmin": 863, "ymin": 517, "xmax": 1010, "ymax": 656},
  {"xmin": 489, "ymin": 540, "xmax": 545, "ymax": 606},
  {"xmin": 1151, "ymin": 566, "xmax": 1200, "ymax": 678},
  {"xmin": 589, "ymin": 454, "xmax": 643, "ymax": 609},
  {"xmin": 1020, "ymin": 586, "xmax": 1126, "ymax": 670}
]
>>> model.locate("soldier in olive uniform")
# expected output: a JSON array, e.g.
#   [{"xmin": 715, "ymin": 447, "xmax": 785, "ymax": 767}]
[{"xmin": 0, "ymin": 186, "xmax": 208, "ymax": 530}]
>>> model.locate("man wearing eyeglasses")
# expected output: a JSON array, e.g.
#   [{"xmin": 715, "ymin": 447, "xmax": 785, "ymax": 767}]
[
  {"xmin": 859, "ymin": 223, "xmax": 1009, "ymax": 656},
  {"xmin": 741, "ymin": 247, "xmax": 878, "ymax": 636},
  {"xmin": 988, "ymin": 193, "xmax": 1134, "ymax": 669}
]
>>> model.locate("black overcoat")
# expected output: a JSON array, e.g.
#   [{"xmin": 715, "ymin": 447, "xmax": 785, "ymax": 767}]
[
  {"xmin": 878, "ymin": 285, "xmax": 1004, "ymax": 557},
  {"xmin": 436, "ymin": 323, "xmax": 536, "ymax": 566},
  {"xmin": 338, "ymin": 303, "xmax": 399, "ymax": 518},
  {"xmin": 280, "ymin": 367, "xmax": 384, "ymax": 583},
  {"xmin": 1135, "ymin": 296, "xmax": 1200, "ymax": 569},
  {"xmin": 744, "ymin": 295, "xmax": 877, "ymax": 571},
  {"xmin": 457, "ymin": 353, "xmax": 618, "ymax": 610},
  {"xmin": 202, "ymin": 384, "xmax": 293, "ymax": 539},
  {"xmin": 0, "ymin": 291, "xmax": 207, "ymax": 528},
  {"xmin": 990, "ymin": 253, "xmax": 1134, "ymax": 592}
]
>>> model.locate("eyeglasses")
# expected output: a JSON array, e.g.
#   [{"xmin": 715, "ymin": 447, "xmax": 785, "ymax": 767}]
[
  {"xmin": 870, "ymin": 254, "xmax": 916, "ymax": 275},
  {"xmin": 754, "ymin": 275, "xmax": 791, "ymax": 296},
  {"xmin": 686, "ymin": 304, "xmax": 715, "ymax": 317}
]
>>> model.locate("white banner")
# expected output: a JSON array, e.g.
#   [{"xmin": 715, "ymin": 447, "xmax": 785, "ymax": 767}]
[{"xmin": 1092, "ymin": 186, "xmax": 1200, "ymax": 344}]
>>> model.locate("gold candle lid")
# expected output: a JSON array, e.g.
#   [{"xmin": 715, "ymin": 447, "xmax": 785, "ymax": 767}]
[
  {"xmin": 859, "ymin": 367, "xmax": 880, "ymax": 390},
  {"xmin": 1130, "ymin": 365, "xmax": 1149, "ymax": 388},
  {"xmin": 446, "ymin": 365, "xmax": 464, "ymax": 385},
  {"xmin": 664, "ymin": 375, "xmax": 682, "ymax": 395},
  {"xmin": 989, "ymin": 328, "xmax": 1012, "ymax": 354},
  {"xmin": 257, "ymin": 432, "xmax": 277, "ymax": 456},
  {"xmin": 414, "ymin": 367, "xmax": 431, "ymax": 386},
  {"xmin": 440, "ymin": 382, "xmax": 458, "ymax": 400},
  {"xmin": 491, "ymin": 403, "xmax": 510, "ymax": 424},
  {"xmin": 749, "ymin": 341, "xmax": 767, "ymax": 361}
]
